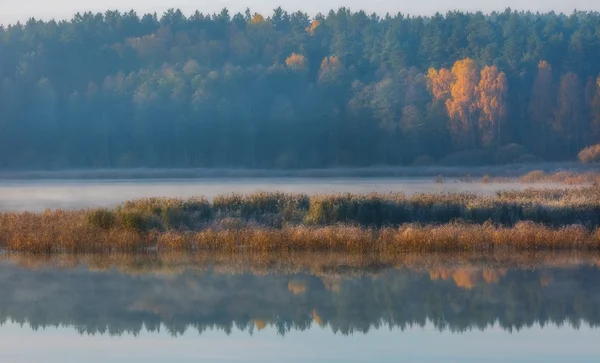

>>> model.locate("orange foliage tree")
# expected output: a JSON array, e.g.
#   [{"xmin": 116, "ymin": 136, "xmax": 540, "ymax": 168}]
[
  {"xmin": 445, "ymin": 58, "xmax": 479, "ymax": 149},
  {"xmin": 250, "ymin": 13, "xmax": 266, "ymax": 24},
  {"xmin": 306, "ymin": 20, "xmax": 321, "ymax": 36},
  {"xmin": 318, "ymin": 56, "xmax": 344, "ymax": 84},
  {"xmin": 426, "ymin": 68, "xmax": 454, "ymax": 101},
  {"xmin": 476, "ymin": 65, "xmax": 508, "ymax": 149},
  {"xmin": 285, "ymin": 53, "xmax": 308, "ymax": 72}
]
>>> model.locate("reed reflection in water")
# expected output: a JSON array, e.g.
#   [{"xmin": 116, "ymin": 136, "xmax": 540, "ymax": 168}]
[{"xmin": 1, "ymin": 252, "xmax": 599, "ymax": 337}]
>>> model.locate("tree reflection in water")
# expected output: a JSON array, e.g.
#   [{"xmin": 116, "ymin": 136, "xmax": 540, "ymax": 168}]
[{"xmin": 0, "ymin": 252, "xmax": 599, "ymax": 337}]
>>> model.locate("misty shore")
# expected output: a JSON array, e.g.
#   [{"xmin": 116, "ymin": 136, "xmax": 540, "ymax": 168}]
[{"xmin": 0, "ymin": 163, "xmax": 596, "ymax": 180}]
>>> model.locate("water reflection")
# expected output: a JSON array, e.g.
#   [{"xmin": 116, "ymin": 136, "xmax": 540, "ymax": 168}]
[{"xmin": 0, "ymin": 253, "xmax": 599, "ymax": 337}]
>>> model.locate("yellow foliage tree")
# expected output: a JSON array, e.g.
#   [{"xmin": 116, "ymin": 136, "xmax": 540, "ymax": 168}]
[
  {"xmin": 250, "ymin": 13, "xmax": 266, "ymax": 24},
  {"xmin": 285, "ymin": 53, "xmax": 307, "ymax": 72},
  {"xmin": 306, "ymin": 20, "xmax": 321, "ymax": 36},
  {"xmin": 318, "ymin": 56, "xmax": 343, "ymax": 84},
  {"xmin": 445, "ymin": 58, "xmax": 479, "ymax": 149},
  {"xmin": 476, "ymin": 65, "xmax": 508, "ymax": 149},
  {"xmin": 426, "ymin": 67, "xmax": 454, "ymax": 101}
]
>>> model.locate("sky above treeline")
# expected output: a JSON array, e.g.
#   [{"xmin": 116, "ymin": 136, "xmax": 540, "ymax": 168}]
[{"xmin": 2, "ymin": 0, "xmax": 600, "ymax": 25}]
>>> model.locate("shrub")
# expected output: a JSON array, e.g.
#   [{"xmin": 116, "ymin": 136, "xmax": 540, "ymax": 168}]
[
  {"xmin": 519, "ymin": 170, "xmax": 545, "ymax": 183},
  {"xmin": 86, "ymin": 209, "xmax": 116, "ymax": 230},
  {"xmin": 578, "ymin": 144, "xmax": 600, "ymax": 163}
]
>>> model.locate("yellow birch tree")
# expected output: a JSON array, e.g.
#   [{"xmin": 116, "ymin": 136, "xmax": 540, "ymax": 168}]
[{"xmin": 476, "ymin": 65, "xmax": 508, "ymax": 149}]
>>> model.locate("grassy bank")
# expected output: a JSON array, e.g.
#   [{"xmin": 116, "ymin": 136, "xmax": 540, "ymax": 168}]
[{"xmin": 1, "ymin": 187, "xmax": 599, "ymax": 253}]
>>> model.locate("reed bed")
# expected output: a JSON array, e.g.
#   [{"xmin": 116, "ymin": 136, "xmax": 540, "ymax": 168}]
[
  {"xmin": 1, "ymin": 188, "xmax": 600, "ymax": 253},
  {"xmin": 476, "ymin": 170, "xmax": 600, "ymax": 185},
  {"xmin": 0, "ymin": 219, "xmax": 598, "ymax": 254},
  {"xmin": 170, "ymin": 223, "xmax": 600, "ymax": 253}
]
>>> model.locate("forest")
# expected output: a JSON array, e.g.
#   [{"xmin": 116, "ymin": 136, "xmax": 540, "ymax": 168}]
[{"xmin": 1, "ymin": 8, "xmax": 600, "ymax": 169}]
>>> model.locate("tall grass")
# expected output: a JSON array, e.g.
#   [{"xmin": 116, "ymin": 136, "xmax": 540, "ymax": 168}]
[
  {"xmin": 451, "ymin": 170, "xmax": 600, "ymax": 184},
  {"xmin": 1, "ymin": 188, "xmax": 600, "ymax": 253},
  {"xmin": 0, "ymin": 221, "xmax": 598, "ymax": 254},
  {"xmin": 511, "ymin": 170, "xmax": 600, "ymax": 184}
]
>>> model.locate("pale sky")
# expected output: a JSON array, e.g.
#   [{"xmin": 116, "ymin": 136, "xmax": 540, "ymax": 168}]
[{"xmin": 1, "ymin": 0, "xmax": 600, "ymax": 25}]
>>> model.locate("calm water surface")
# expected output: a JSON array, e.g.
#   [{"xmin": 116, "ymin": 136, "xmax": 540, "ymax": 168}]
[
  {"xmin": 0, "ymin": 178, "xmax": 565, "ymax": 211},
  {"xmin": 0, "ymin": 253, "xmax": 598, "ymax": 362}
]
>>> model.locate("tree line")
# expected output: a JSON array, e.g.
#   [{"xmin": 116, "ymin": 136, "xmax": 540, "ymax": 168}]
[{"xmin": 1, "ymin": 8, "xmax": 600, "ymax": 169}]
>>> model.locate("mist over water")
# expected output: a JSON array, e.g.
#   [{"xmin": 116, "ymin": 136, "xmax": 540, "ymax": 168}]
[{"xmin": 0, "ymin": 178, "xmax": 565, "ymax": 211}]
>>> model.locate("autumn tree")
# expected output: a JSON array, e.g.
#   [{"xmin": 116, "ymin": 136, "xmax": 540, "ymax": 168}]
[
  {"xmin": 318, "ymin": 56, "xmax": 344, "ymax": 84},
  {"xmin": 306, "ymin": 19, "xmax": 321, "ymax": 36},
  {"xmin": 250, "ymin": 13, "xmax": 266, "ymax": 24},
  {"xmin": 426, "ymin": 68, "xmax": 454, "ymax": 102},
  {"xmin": 445, "ymin": 58, "xmax": 479, "ymax": 149},
  {"xmin": 476, "ymin": 65, "xmax": 508, "ymax": 149},
  {"xmin": 285, "ymin": 53, "xmax": 307, "ymax": 72}
]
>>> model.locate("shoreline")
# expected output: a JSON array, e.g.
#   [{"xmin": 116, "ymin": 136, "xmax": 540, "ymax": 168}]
[{"xmin": 0, "ymin": 163, "xmax": 597, "ymax": 180}]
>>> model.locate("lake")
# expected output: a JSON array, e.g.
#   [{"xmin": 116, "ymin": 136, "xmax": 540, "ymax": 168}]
[
  {"xmin": 0, "ymin": 252, "xmax": 599, "ymax": 362},
  {"xmin": 0, "ymin": 178, "xmax": 565, "ymax": 211}
]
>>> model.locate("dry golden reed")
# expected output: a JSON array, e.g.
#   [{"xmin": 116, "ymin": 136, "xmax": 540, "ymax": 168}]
[
  {"xmin": 0, "ymin": 220, "xmax": 598, "ymax": 254},
  {"xmin": 450, "ymin": 170, "xmax": 600, "ymax": 185},
  {"xmin": 578, "ymin": 144, "xmax": 600, "ymax": 164},
  {"xmin": 517, "ymin": 170, "xmax": 600, "ymax": 184},
  {"xmin": 1, "ymin": 188, "xmax": 600, "ymax": 253}
]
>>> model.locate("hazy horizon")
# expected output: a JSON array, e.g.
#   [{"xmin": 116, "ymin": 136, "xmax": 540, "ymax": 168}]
[{"xmin": 2, "ymin": 0, "xmax": 600, "ymax": 25}]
